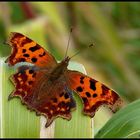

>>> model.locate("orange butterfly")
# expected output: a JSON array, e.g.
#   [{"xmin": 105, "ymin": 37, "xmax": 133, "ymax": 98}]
[{"xmin": 5, "ymin": 32, "xmax": 122, "ymax": 127}]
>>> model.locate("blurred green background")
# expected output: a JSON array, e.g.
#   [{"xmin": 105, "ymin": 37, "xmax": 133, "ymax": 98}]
[{"xmin": 0, "ymin": 2, "xmax": 140, "ymax": 136}]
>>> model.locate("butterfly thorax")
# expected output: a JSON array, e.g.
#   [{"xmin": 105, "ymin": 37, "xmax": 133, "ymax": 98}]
[{"xmin": 49, "ymin": 56, "xmax": 70, "ymax": 81}]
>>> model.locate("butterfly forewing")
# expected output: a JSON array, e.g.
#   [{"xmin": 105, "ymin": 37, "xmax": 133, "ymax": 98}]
[{"xmin": 5, "ymin": 32, "xmax": 57, "ymax": 68}]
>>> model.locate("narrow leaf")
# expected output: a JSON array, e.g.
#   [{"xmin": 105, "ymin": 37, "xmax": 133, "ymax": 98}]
[{"xmin": 95, "ymin": 99, "xmax": 140, "ymax": 138}]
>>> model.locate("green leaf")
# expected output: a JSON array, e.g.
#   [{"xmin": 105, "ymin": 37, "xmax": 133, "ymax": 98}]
[
  {"xmin": 32, "ymin": 2, "xmax": 66, "ymax": 34},
  {"xmin": 95, "ymin": 99, "xmax": 140, "ymax": 138}
]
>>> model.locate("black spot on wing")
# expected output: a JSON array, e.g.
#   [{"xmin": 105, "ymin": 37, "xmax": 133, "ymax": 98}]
[
  {"xmin": 29, "ymin": 69, "xmax": 34, "ymax": 74},
  {"xmin": 82, "ymin": 97, "xmax": 88, "ymax": 103},
  {"xmin": 86, "ymin": 92, "xmax": 91, "ymax": 97},
  {"xmin": 67, "ymin": 99, "xmax": 76, "ymax": 109},
  {"xmin": 28, "ymin": 69, "xmax": 36, "ymax": 77},
  {"xmin": 89, "ymin": 79, "xmax": 96, "ymax": 91},
  {"xmin": 28, "ymin": 81, "xmax": 33, "ymax": 85},
  {"xmin": 39, "ymin": 52, "xmax": 46, "ymax": 57},
  {"xmin": 93, "ymin": 93, "xmax": 97, "ymax": 98},
  {"xmin": 64, "ymin": 93, "xmax": 69, "ymax": 99},
  {"xmin": 23, "ymin": 54, "xmax": 30, "ymax": 57},
  {"xmin": 22, "ymin": 49, "xmax": 26, "ymax": 53},
  {"xmin": 29, "ymin": 45, "xmax": 40, "ymax": 52},
  {"xmin": 76, "ymin": 86, "xmax": 83, "ymax": 92},
  {"xmin": 31, "ymin": 57, "xmax": 37, "ymax": 63},
  {"xmin": 80, "ymin": 76, "xmax": 84, "ymax": 84}
]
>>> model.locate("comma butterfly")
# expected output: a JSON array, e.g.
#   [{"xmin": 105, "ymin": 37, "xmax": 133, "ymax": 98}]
[{"xmin": 5, "ymin": 32, "xmax": 122, "ymax": 127}]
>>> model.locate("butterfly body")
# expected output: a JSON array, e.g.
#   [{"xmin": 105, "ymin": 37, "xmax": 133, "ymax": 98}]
[
  {"xmin": 48, "ymin": 56, "xmax": 70, "ymax": 81},
  {"xmin": 6, "ymin": 32, "xmax": 122, "ymax": 128}
]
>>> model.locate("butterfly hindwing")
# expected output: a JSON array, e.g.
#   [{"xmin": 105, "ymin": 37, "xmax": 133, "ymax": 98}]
[
  {"xmin": 66, "ymin": 70, "xmax": 122, "ymax": 117},
  {"xmin": 8, "ymin": 65, "xmax": 47, "ymax": 102},
  {"xmin": 5, "ymin": 32, "xmax": 57, "ymax": 68},
  {"xmin": 42, "ymin": 84, "xmax": 76, "ymax": 127},
  {"xmin": 9, "ymin": 65, "xmax": 76, "ymax": 127}
]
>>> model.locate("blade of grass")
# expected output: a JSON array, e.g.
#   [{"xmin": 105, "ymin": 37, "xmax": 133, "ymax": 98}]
[
  {"xmin": 0, "ymin": 59, "xmax": 3, "ymax": 138},
  {"xmin": 95, "ymin": 99, "xmax": 140, "ymax": 138},
  {"xmin": 32, "ymin": 2, "xmax": 66, "ymax": 34}
]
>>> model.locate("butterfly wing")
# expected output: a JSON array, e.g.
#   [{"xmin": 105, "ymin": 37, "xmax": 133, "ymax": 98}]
[
  {"xmin": 9, "ymin": 65, "xmax": 76, "ymax": 128},
  {"xmin": 66, "ymin": 70, "xmax": 122, "ymax": 117},
  {"xmin": 8, "ymin": 65, "xmax": 46, "ymax": 100},
  {"xmin": 5, "ymin": 32, "xmax": 57, "ymax": 68},
  {"xmin": 40, "ymin": 83, "xmax": 76, "ymax": 128}
]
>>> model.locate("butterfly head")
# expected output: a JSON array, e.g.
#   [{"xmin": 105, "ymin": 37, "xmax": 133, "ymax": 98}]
[
  {"xmin": 58, "ymin": 56, "xmax": 70, "ymax": 72},
  {"xmin": 62, "ymin": 56, "xmax": 70, "ymax": 66}
]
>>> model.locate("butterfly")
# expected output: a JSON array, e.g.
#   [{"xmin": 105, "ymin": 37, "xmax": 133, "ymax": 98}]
[{"xmin": 5, "ymin": 32, "xmax": 122, "ymax": 128}]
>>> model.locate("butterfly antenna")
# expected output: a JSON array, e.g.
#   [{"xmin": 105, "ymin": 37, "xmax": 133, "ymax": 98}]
[
  {"xmin": 70, "ymin": 43, "xmax": 95, "ymax": 59},
  {"xmin": 64, "ymin": 27, "xmax": 73, "ymax": 59}
]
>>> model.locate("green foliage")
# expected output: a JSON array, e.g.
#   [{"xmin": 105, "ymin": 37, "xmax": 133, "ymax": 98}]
[{"xmin": 95, "ymin": 99, "xmax": 140, "ymax": 138}]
